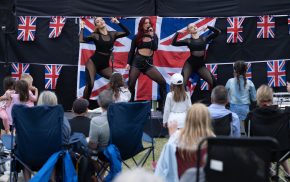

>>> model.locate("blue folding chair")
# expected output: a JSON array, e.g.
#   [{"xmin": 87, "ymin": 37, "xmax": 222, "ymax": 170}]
[
  {"xmin": 10, "ymin": 105, "xmax": 76, "ymax": 182},
  {"xmin": 107, "ymin": 101, "xmax": 155, "ymax": 167}
]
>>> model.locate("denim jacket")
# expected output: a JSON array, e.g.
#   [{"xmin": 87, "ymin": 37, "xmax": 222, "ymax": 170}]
[{"xmin": 225, "ymin": 76, "xmax": 256, "ymax": 105}]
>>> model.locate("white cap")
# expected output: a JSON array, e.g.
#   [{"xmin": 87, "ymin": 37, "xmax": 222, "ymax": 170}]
[{"xmin": 170, "ymin": 73, "xmax": 183, "ymax": 85}]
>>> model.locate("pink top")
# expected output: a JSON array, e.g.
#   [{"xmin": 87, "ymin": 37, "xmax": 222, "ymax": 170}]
[
  {"xmin": 27, "ymin": 90, "xmax": 37, "ymax": 106},
  {"xmin": 6, "ymin": 93, "xmax": 34, "ymax": 125}
]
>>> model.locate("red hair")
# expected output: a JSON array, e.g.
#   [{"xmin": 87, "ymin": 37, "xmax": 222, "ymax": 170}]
[{"xmin": 136, "ymin": 17, "xmax": 153, "ymax": 46}]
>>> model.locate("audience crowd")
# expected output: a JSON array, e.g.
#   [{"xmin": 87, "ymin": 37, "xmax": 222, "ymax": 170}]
[{"xmin": 0, "ymin": 60, "xmax": 289, "ymax": 182}]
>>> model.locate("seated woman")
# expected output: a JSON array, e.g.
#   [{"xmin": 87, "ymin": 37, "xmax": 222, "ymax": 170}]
[
  {"xmin": 245, "ymin": 85, "xmax": 290, "ymax": 180},
  {"xmin": 155, "ymin": 103, "xmax": 214, "ymax": 182},
  {"xmin": 109, "ymin": 72, "xmax": 131, "ymax": 103}
]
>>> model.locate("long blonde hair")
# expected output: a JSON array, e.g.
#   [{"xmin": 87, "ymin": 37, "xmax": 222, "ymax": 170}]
[{"xmin": 178, "ymin": 103, "xmax": 214, "ymax": 150}]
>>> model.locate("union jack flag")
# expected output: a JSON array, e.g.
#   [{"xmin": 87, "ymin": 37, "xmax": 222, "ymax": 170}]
[
  {"xmin": 257, "ymin": 15, "xmax": 275, "ymax": 39},
  {"xmin": 17, "ymin": 16, "xmax": 37, "ymax": 41},
  {"xmin": 11, "ymin": 63, "xmax": 30, "ymax": 80},
  {"xmin": 49, "ymin": 16, "xmax": 66, "ymax": 38},
  {"xmin": 187, "ymin": 74, "xmax": 199, "ymax": 95},
  {"xmin": 226, "ymin": 17, "xmax": 244, "ymax": 43},
  {"xmin": 45, "ymin": 65, "xmax": 62, "ymax": 90},
  {"xmin": 200, "ymin": 64, "xmax": 218, "ymax": 90},
  {"xmin": 288, "ymin": 16, "xmax": 290, "ymax": 35},
  {"xmin": 77, "ymin": 17, "xmax": 216, "ymax": 100},
  {"xmin": 267, "ymin": 60, "xmax": 286, "ymax": 87},
  {"xmin": 246, "ymin": 62, "xmax": 252, "ymax": 80}
]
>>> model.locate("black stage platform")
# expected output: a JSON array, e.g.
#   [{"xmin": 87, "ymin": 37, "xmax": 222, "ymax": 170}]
[{"xmin": 65, "ymin": 111, "xmax": 168, "ymax": 138}]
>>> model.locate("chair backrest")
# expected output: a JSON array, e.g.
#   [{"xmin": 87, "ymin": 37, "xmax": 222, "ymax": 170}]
[
  {"xmin": 12, "ymin": 105, "xmax": 63, "ymax": 171},
  {"xmin": 176, "ymin": 147, "xmax": 207, "ymax": 179},
  {"xmin": 107, "ymin": 101, "xmax": 151, "ymax": 160},
  {"xmin": 247, "ymin": 108, "xmax": 290, "ymax": 151},
  {"xmin": 212, "ymin": 113, "xmax": 232, "ymax": 136},
  {"xmin": 196, "ymin": 137, "xmax": 279, "ymax": 182}
]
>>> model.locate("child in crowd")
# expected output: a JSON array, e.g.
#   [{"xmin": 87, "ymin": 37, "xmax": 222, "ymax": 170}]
[
  {"xmin": 163, "ymin": 73, "xmax": 191, "ymax": 129},
  {"xmin": 5, "ymin": 80, "xmax": 34, "ymax": 126},
  {"xmin": 109, "ymin": 72, "xmax": 131, "ymax": 103},
  {"xmin": 225, "ymin": 61, "xmax": 256, "ymax": 128},
  {"xmin": 156, "ymin": 103, "xmax": 214, "ymax": 182},
  {"xmin": 21, "ymin": 74, "xmax": 38, "ymax": 106},
  {"xmin": 0, "ymin": 77, "xmax": 16, "ymax": 134}
]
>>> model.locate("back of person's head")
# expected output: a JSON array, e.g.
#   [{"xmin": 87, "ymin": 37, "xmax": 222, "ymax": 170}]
[
  {"xmin": 21, "ymin": 74, "xmax": 33, "ymax": 87},
  {"xmin": 113, "ymin": 168, "xmax": 164, "ymax": 182},
  {"xmin": 15, "ymin": 80, "xmax": 29, "ymax": 102},
  {"xmin": 211, "ymin": 85, "xmax": 228, "ymax": 105},
  {"xmin": 179, "ymin": 103, "xmax": 214, "ymax": 149},
  {"xmin": 170, "ymin": 73, "xmax": 187, "ymax": 102},
  {"xmin": 37, "ymin": 91, "xmax": 58, "ymax": 106},
  {"xmin": 233, "ymin": 60, "xmax": 247, "ymax": 90},
  {"xmin": 72, "ymin": 98, "xmax": 89, "ymax": 114},
  {"xmin": 3, "ymin": 76, "xmax": 15, "ymax": 91},
  {"xmin": 109, "ymin": 72, "xmax": 125, "ymax": 99},
  {"xmin": 256, "ymin": 84, "xmax": 273, "ymax": 107},
  {"xmin": 98, "ymin": 89, "xmax": 113, "ymax": 110}
]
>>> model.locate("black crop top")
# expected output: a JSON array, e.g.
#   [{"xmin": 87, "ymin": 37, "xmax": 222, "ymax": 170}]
[
  {"xmin": 81, "ymin": 23, "xmax": 130, "ymax": 54},
  {"xmin": 127, "ymin": 34, "xmax": 158, "ymax": 65},
  {"xmin": 171, "ymin": 26, "xmax": 221, "ymax": 52}
]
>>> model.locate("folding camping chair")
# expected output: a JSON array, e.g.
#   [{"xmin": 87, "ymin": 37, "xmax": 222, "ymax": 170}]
[
  {"xmin": 246, "ymin": 108, "xmax": 290, "ymax": 181},
  {"xmin": 9, "ymin": 104, "xmax": 75, "ymax": 181},
  {"xmin": 211, "ymin": 113, "xmax": 232, "ymax": 136},
  {"xmin": 196, "ymin": 137, "xmax": 280, "ymax": 182},
  {"xmin": 107, "ymin": 101, "xmax": 155, "ymax": 168}
]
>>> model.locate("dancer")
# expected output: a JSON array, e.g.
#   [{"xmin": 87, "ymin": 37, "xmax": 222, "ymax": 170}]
[
  {"xmin": 79, "ymin": 17, "xmax": 130, "ymax": 100},
  {"xmin": 127, "ymin": 17, "xmax": 166, "ymax": 109},
  {"xmin": 171, "ymin": 23, "xmax": 221, "ymax": 90}
]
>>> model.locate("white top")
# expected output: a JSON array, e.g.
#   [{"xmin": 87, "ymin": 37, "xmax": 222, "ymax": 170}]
[
  {"xmin": 163, "ymin": 92, "xmax": 191, "ymax": 124},
  {"xmin": 114, "ymin": 87, "xmax": 131, "ymax": 103}
]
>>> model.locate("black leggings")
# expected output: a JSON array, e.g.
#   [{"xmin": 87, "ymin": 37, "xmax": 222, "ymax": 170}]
[
  {"xmin": 182, "ymin": 55, "xmax": 217, "ymax": 90},
  {"xmin": 83, "ymin": 52, "xmax": 114, "ymax": 100},
  {"xmin": 128, "ymin": 55, "xmax": 167, "ymax": 109}
]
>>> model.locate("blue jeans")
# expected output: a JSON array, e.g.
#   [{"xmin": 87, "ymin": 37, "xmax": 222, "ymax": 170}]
[{"xmin": 230, "ymin": 104, "xmax": 249, "ymax": 121}]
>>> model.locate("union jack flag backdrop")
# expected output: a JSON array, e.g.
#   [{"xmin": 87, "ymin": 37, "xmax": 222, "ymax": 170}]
[
  {"xmin": 257, "ymin": 15, "xmax": 275, "ymax": 39},
  {"xmin": 267, "ymin": 60, "xmax": 286, "ymax": 87},
  {"xmin": 11, "ymin": 63, "xmax": 30, "ymax": 80},
  {"xmin": 246, "ymin": 63, "xmax": 252, "ymax": 80},
  {"xmin": 200, "ymin": 64, "xmax": 218, "ymax": 90},
  {"xmin": 226, "ymin": 17, "xmax": 244, "ymax": 43},
  {"xmin": 45, "ymin": 65, "xmax": 63, "ymax": 90},
  {"xmin": 77, "ymin": 17, "xmax": 216, "ymax": 100},
  {"xmin": 17, "ymin": 16, "xmax": 37, "ymax": 41},
  {"xmin": 49, "ymin": 16, "xmax": 66, "ymax": 38}
]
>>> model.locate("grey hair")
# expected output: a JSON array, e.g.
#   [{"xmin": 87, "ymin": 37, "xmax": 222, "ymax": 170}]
[
  {"xmin": 37, "ymin": 91, "xmax": 58, "ymax": 106},
  {"xmin": 211, "ymin": 85, "xmax": 228, "ymax": 105},
  {"xmin": 98, "ymin": 89, "xmax": 113, "ymax": 110}
]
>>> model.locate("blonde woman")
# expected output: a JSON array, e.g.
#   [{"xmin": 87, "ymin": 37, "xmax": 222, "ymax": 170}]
[
  {"xmin": 79, "ymin": 17, "xmax": 130, "ymax": 100},
  {"xmin": 171, "ymin": 23, "xmax": 221, "ymax": 89},
  {"xmin": 245, "ymin": 85, "xmax": 290, "ymax": 179},
  {"xmin": 155, "ymin": 103, "xmax": 214, "ymax": 182}
]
